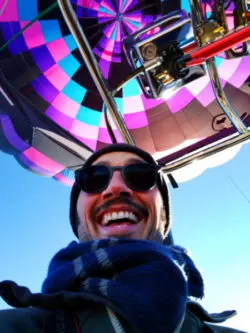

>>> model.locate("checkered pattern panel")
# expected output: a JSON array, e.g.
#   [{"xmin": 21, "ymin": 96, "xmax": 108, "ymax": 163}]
[{"xmin": 0, "ymin": 0, "xmax": 250, "ymax": 185}]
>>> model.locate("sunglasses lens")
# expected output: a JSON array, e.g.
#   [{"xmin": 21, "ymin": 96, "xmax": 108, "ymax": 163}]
[
  {"xmin": 124, "ymin": 164, "xmax": 157, "ymax": 191},
  {"xmin": 77, "ymin": 165, "xmax": 110, "ymax": 193}
]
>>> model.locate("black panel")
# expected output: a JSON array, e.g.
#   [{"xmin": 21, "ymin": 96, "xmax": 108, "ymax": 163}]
[
  {"xmin": 82, "ymin": 90, "xmax": 103, "ymax": 112},
  {"xmin": 1, "ymin": 52, "xmax": 41, "ymax": 90},
  {"xmin": 37, "ymin": 0, "xmax": 70, "ymax": 37},
  {"xmin": 19, "ymin": 84, "xmax": 50, "ymax": 113}
]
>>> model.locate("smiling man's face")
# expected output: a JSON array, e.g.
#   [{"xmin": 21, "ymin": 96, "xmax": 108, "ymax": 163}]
[{"xmin": 76, "ymin": 151, "xmax": 166, "ymax": 243}]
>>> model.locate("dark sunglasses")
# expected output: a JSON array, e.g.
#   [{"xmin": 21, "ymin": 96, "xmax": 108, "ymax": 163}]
[{"xmin": 75, "ymin": 163, "xmax": 161, "ymax": 193}]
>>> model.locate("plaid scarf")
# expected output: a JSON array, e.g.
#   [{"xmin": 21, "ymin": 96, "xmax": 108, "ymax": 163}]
[{"xmin": 0, "ymin": 239, "xmax": 204, "ymax": 333}]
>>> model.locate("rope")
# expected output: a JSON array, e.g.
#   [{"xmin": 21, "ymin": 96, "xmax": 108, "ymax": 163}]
[{"xmin": 0, "ymin": 2, "xmax": 58, "ymax": 53}]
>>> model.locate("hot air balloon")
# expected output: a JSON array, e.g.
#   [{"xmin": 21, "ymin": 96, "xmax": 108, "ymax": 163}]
[{"xmin": 0, "ymin": 0, "xmax": 250, "ymax": 185}]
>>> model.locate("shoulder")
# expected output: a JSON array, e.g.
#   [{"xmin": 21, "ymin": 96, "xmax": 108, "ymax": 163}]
[
  {"xmin": 181, "ymin": 302, "xmax": 247, "ymax": 333},
  {"xmin": 0, "ymin": 307, "xmax": 49, "ymax": 333}
]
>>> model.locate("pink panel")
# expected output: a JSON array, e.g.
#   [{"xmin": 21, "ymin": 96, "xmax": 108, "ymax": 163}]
[
  {"xmin": 73, "ymin": 135, "xmax": 97, "ymax": 151},
  {"xmin": 116, "ymin": 23, "xmax": 121, "ymax": 42},
  {"xmin": 97, "ymin": 128, "xmax": 113, "ymax": 143},
  {"xmin": 47, "ymin": 38, "xmax": 70, "ymax": 62},
  {"xmin": 80, "ymin": 1, "xmax": 99, "ymax": 11},
  {"xmin": 105, "ymin": 39, "xmax": 115, "ymax": 52},
  {"xmin": 98, "ymin": 128, "xmax": 123, "ymax": 143},
  {"xmin": 124, "ymin": 112, "xmax": 148, "ymax": 129},
  {"xmin": 104, "ymin": 21, "xmax": 116, "ymax": 38},
  {"xmin": 52, "ymin": 93, "xmax": 80, "ymax": 117},
  {"xmin": 141, "ymin": 94, "xmax": 163, "ymax": 111},
  {"xmin": 21, "ymin": 21, "xmax": 45, "ymax": 48},
  {"xmin": 123, "ymin": 95, "xmax": 144, "ymax": 114},
  {"xmin": 99, "ymin": 112, "xmax": 109, "ymax": 128},
  {"xmin": 122, "ymin": 0, "xmax": 136, "ymax": 13},
  {"xmin": 23, "ymin": 147, "xmax": 65, "ymax": 173},
  {"xmin": 44, "ymin": 64, "xmax": 70, "ymax": 90},
  {"xmin": 228, "ymin": 57, "xmax": 250, "ymax": 88},
  {"xmin": 70, "ymin": 119, "xmax": 99, "ymax": 140},
  {"xmin": 227, "ymin": 15, "xmax": 234, "ymax": 30},
  {"xmin": 124, "ymin": 13, "xmax": 141, "ymax": 23},
  {"xmin": 218, "ymin": 58, "xmax": 241, "ymax": 81},
  {"xmin": 54, "ymin": 174, "xmax": 74, "ymax": 186},
  {"xmin": 186, "ymin": 73, "xmax": 210, "ymax": 97},
  {"xmin": 167, "ymin": 88, "xmax": 194, "ymax": 113},
  {"xmin": 99, "ymin": 112, "xmax": 124, "ymax": 129},
  {"xmin": 101, "ymin": 48, "xmax": 113, "ymax": 61},
  {"xmin": 196, "ymin": 78, "xmax": 226, "ymax": 107},
  {"xmin": 0, "ymin": 0, "xmax": 18, "ymax": 21},
  {"xmin": 99, "ymin": 1, "xmax": 115, "ymax": 14}
]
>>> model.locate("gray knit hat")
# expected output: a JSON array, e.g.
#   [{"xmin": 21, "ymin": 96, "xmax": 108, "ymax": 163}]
[{"xmin": 70, "ymin": 143, "xmax": 172, "ymax": 244}]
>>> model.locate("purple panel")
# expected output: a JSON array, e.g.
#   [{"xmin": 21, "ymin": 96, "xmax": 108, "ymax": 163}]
[
  {"xmin": 99, "ymin": 58, "xmax": 111, "ymax": 79},
  {"xmin": 18, "ymin": 152, "xmax": 55, "ymax": 177},
  {"xmin": 76, "ymin": 5, "xmax": 83, "ymax": 17},
  {"xmin": 30, "ymin": 45, "xmax": 55, "ymax": 72},
  {"xmin": 45, "ymin": 105, "xmax": 74, "ymax": 131},
  {"xmin": 1, "ymin": 22, "xmax": 27, "ymax": 55},
  {"xmin": 0, "ymin": 114, "xmax": 30, "ymax": 151},
  {"xmin": 31, "ymin": 75, "xmax": 59, "ymax": 103}
]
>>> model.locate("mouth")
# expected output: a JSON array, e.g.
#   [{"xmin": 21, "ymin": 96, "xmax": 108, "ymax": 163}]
[
  {"xmin": 94, "ymin": 205, "xmax": 148, "ymax": 236},
  {"xmin": 101, "ymin": 210, "xmax": 141, "ymax": 226}
]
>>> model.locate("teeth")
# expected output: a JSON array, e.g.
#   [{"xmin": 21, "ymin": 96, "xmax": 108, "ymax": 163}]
[
  {"xmin": 101, "ymin": 210, "xmax": 139, "ymax": 226},
  {"xmin": 112, "ymin": 212, "xmax": 118, "ymax": 220},
  {"xmin": 118, "ymin": 212, "xmax": 124, "ymax": 219}
]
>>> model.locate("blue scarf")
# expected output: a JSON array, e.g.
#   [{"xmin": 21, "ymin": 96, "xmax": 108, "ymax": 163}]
[{"xmin": 0, "ymin": 239, "xmax": 204, "ymax": 333}]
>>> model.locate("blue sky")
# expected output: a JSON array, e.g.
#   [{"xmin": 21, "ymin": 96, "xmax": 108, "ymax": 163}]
[{"xmin": 0, "ymin": 143, "xmax": 249, "ymax": 332}]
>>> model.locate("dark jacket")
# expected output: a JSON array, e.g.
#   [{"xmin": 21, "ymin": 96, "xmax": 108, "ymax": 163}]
[{"xmin": 0, "ymin": 301, "xmax": 247, "ymax": 333}]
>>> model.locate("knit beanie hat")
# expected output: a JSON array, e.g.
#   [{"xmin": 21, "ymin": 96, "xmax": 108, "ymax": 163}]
[{"xmin": 70, "ymin": 143, "xmax": 172, "ymax": 242}]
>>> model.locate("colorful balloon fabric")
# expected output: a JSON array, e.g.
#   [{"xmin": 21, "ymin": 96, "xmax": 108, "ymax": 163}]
[{"xmin": 0, "ymin": 0, "xmax": 249, "ymax": 185}]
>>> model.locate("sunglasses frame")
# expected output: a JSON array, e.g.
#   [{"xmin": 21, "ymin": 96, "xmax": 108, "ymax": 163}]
[{"xmin": 76, "ymin": 163, "xmax": 162, "ymax": 193}]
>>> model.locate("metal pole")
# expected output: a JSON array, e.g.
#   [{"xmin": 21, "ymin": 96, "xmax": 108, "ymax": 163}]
[
  {"xmin": 188, "ymin": 0, "xmax": 205, "ymax": 31},
  {"xmin": 57, "ymin": 0, "xmax": 135, "ymax": 145},
  {"xmin": 161, "ymin": 132, "xmax": 250, "ymax": 173},
  {"xmin": 206, "ymin": 58, "xmax": 248, "ymax": 134}
]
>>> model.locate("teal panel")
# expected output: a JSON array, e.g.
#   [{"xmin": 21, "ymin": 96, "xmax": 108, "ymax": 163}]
[
  {"xmin": 111, "ymin": 24, "xmax": 118, "ymax": 41},
  {"xmin": 64, "ymin": 35, "xmax": 77, "ymax": 52},
  {"xmin": 215, "ymin": 57, "xmax": 223, "ymax": 67},
  {"xmin": 124, "ymin": 18, "xmax": 140, "ymax": 29},
  {"xmin": 58, "ymin": 54, "xmax": 80, "ymax": 78},
  {"xmin": 99, "ymin": 6, "xmax": 114, "ymax": 16},
  {"xmin": 62, "ymin": 80, "xmax": 86, "ymax": 104},
  {"xmin": 76, "ymin": 106, "xmax": 101, "ymax": 126},
  {"xmin": 122, "ymin": 78, "xmax": 140, "ymax": 97},
  {"xmin": 114, "ymin": 97, "xmax": 123, "ymax": 114},
  {"xmin": 17, "ymin": 0, "xmax": 38, "ymax": 20},
  {"xmin": 181, "ymin": 0, "xmax": 191, "ymax": 12},
  {"xmin": 40, "ymin": 20, "xmax": 62, "ymax": 44}
]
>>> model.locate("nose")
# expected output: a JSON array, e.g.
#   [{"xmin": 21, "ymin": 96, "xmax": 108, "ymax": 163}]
[{"xmin": 101, "ymin": 170, "xmax": 133, "ymax": 199}]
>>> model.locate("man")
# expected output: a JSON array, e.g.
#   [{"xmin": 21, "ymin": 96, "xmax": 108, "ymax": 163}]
[{"xmin": 0, "ymin": 143, "xmax": 246, "ymax": 333}]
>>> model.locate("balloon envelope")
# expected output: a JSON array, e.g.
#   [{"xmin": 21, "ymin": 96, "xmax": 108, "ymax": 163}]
[{"xmin": 0, "ymin": 0, "xmax": 250, "ymax": 185}]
